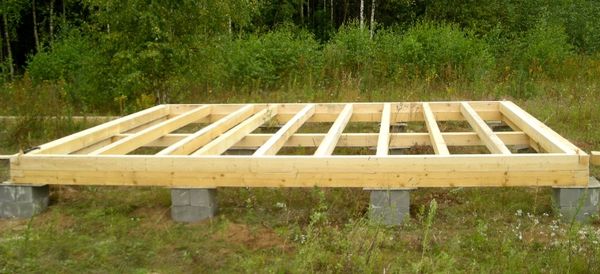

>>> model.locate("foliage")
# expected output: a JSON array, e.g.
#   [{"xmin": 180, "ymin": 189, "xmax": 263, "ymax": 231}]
[
  {"xmin": 374, "ymin": 22, "xmax": 494, "ymax": 81},
  {"xmin": 514, "ymin": 22, "xmax": 573, "ymax": 77}
]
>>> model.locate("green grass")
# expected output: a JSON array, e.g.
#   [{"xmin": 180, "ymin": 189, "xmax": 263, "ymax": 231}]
[
  {"xmin": 0, "ymin": 185, "xmax": 598, "ymax": 273},
  {"xmin": 1, "ymin": 75, "xmax": 599, "ymax": 273}
]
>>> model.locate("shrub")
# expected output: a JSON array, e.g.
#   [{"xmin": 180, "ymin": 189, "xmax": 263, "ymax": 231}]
[
  {"xmin": 323, "ymin": 22, "xmax": 375, "ymax": 76},
  {"xmin": 374, "ymin": 22, "xmax": 494, "ymax": 81},
  {"xmin": 27, "ymin": 29, "xmax": 110, "ymax": 112},
  {"xmin": 222, "ymin": 27, "xmax": 322, "ymax": 89},
  {"xmin": 514, "ymin": 22, "xmax": 573, "ymax": 76}
]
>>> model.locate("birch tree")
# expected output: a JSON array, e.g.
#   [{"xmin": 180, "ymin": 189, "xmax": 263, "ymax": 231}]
[
  {"xmin": 360, "ymin": 0, "xmax": 364, "ymax": 28},
  {"xmin": 370, "ymin": 0, "xmax": 375, "ymax": 38}
]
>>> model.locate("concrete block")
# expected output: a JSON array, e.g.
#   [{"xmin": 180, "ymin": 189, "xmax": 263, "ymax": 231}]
[
  {"xmin": 171, "ymin": 188, "xmax": 191, "ymax": 206},
  {"xmin": 171, "ymin": 205, "xmax": 217, "ymax": 223},
  {"xmin": 189, "ymin": 189, "xmax": 217, "ymax": 207},
  {"xmin": 0, "ymin": 199, "xmax": 48, "ymax": 218},
  {"xmin": 0, "ymin": 184, "xmax": 49, "ymax": 202},
  {"xmin": 170, "ymin": 188, "xmax": 217, "ymax": 222},
  {"xmin": 368, "ymin": 189, "xmax": 411, "ymax": 226},
  {"xmin": 553, "ymin": 177, "xmax": 600, "ymax": 222},
  {"xmin": 0, "ymin": 183, "xmax": 49, "ymax": 218}
]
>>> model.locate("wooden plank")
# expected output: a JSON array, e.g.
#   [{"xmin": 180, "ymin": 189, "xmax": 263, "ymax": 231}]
[
  {"xmin": 104, "ymin": 131, "xmax": 530, "ymax": 149},
  {"xmin": 422, "ymin": 103, "xmax": 449, "ymax": 155},
  {"xmin": 499, "ymin": 101, "xmax": 576, "ymax": 154},
  {"xmin": 158, "ymin": 105, "xmax": 256, "ymax": 155},
  {"xmin": 592, "ymin": 151, "xmax": 600, "ymax": 166},
  {"xmin": 254, "ymin": 104, "xmax": 315, "ymax": 156},
  {"xmin": 314, "ymin": 104, "xmax": 353, "ymax": 156},
  {"xmin": 192, "ymin": 105, "xmax": 278, "ymax": 155},
  {"xmin": 89, "ymin": 105, "xmax": 212, "ymax": 155},
  {"xmin": 460, "ymin": 102, "xmax": 511, "ymax": 155},
  {"xmin": 30, "ymin": 105, "xmax": 169, "ymax": 155},
  {"xmin": 10, "ymin": 154, "xmax": 588, "ymax": 187},
  {"xmin": 376, "ymin": 103, "xmax": 391, "ymax": 156}
]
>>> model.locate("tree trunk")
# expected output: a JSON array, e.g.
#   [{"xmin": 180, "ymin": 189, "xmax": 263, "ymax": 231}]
[
  {"xmin": 307, "ymin": 0, "xmax": 310, "ymax": 22},
  {"xmin": 33, "ymin": 0, "xmax": 40, "ymax": 52},
  {"xmin": 49, "ymin": 0, "xmax": 55, "ymax": 47},
  {"xmin": 343, "ymin": 0, "xmax": 348, "ymax": 23},
  {"xmin": 360, "ymin": 0, "xmax": 364, "ymax": 29},
  {"xmin": 369, "ymin": 0, "xmax": 375, "ymax": 38},
  {"xmin": 62, "ymin": 0, "xmax": 67, "ymax": 25},
  {"xmin": 330, "ymin": 0, "xmax": 334, "ymax": 27},
  {"xmin": 2, "ymin": 13, "xmax": 14, "ymax": 79},
  {"xmin": 300, "ymin": 0, "xmax": 304, "ymax": 24}
]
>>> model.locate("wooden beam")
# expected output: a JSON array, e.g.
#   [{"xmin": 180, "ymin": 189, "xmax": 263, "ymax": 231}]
[
  {"xmin": 376, "ymin": 103, "xmax": 391, "ymax": 156},
  {"xmin": 423, "ymin": 103, "xmax": 449, "ymax": 155},
  {"xmin": 192, "ymin": 105, "xmax": 278, "ymax": 155},
  {"xmin": 90, "ymin": 105, "xmax": 212, "ymax": 155},
  {"xmin": 158, "ymin": 105, "xmax": 255, "ymax": 155},
  {"xmin": 30, "ymin": 105, "xmax": 169, "ymax": 155},
  {"xmin": 11, "ymin": 154, "xmax": 588, "ymax": 187},
  {"xmin": 103, "ymin": 131, "xmax": 530, "ymax": 149},
  {"xmin": 499, "ymin": 101, "xmax": 576, "ymax": 154},
  {"xmin": 315, "ymin": 104, "xmax": 353, "ymax": 156},
  {"xmin": 254, "ymin": 104, "xmax": 315, "ymax": 156},
  {"xmin": 592, "ymin": 151, "xmax": 600, "ymax": 166},
  {"xmin": 460, "ymin": 102, "xmax": 511, "ymax": 155}
]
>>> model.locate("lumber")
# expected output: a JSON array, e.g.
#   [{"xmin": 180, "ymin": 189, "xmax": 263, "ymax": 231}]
[
  {"xmin": 254, "ymin": 104, "xmax": 315, "ymax": 156},
  {"xmin": 30, "ymin": 105, "xmax": 169, "ymax": 155},
  {"xmin": 104, "ymin": 131, "xmax": 531, "ymax": 149},
  {"xmin": 376, "ymin": 103, "xmax": 391, "ymax": 156},
  {"xmin": 460, "ymin": 102, "xmax": 511, "ymax": 155},
  {"xmin": 192, "ymin": 105, "xmax": 278, "ymax": 155},
  {"xmin": 10, "ymin": 154, "xmax": 588, "ymax": 187},
  {"xmin": 90, "ymin": 105, "xmax": 212, "ymax": 155},
  {"xmin": 592, "ymin": 151, "xmax": 600, "ymax": 166},
  {"xmin": 4, "ymin": 101, "xmax": 587, "ymax": 189},
  {"xmin": 315, "ymin": 104, "xmax": 353, "ymax": 156},
  {"xmin": 423, "ymin": 103, "xmax": 449, "ymax": 155},
  {"xmin": 499, "ymin": 101, "xmax": 575, "ymax": 154},
  {"xmin": 158, "ymin": 105, "xmax": 255, "ymax": 155}
]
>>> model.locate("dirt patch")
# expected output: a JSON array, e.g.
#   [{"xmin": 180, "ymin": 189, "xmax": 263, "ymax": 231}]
[{"xmin": 212, "ymin": 223, "xmax": 290, "ymax": 251}]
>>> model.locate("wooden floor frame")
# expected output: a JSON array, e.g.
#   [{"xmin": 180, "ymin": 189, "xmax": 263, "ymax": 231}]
[{"xmin": 8, "ymin": 101, "xmax": 590, "ymax": 188}]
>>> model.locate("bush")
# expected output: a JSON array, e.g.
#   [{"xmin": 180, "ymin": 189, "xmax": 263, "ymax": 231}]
[
  {"xmin": 222, "ymin": 27, "xmax": 322, "ymax": 89},
  {"xmin": 27, "ymin": 29, "xmax": 110, "ymax": 112},
  {"xmin": 514, "ymin": 22, "xmax": 573, "ymax": 76},
  {"xmin": 374, "ymin": 22, "xmax": 494, "ymax": 81},
  {"xmin": 323, "ymin": 22, "xmax": 375, "ymax": 76}
]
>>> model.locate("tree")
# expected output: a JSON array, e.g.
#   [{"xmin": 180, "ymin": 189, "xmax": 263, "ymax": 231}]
[
  {"xmin": 370, "ymin": 0, "xmax": 375, "ymax": 38},
  {"xmin": 360, "ymin": 0, "xmax": 364, "ymax": 28},
  {"xmin": 0, "ymin": 0, "xmax": 27, "ymax": 79}
]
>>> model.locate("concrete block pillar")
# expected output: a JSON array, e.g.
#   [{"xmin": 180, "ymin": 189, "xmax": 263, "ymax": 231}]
[
  {"xmin": 0, "ymin": 183, "xmax": 49, "ymax": 218},
  {"xmin": 553, "ymin": 177, "xmax": 600, "ymax": 222},
  {"xmin": 171, "ymin": 188, "xmax": 217, "ymax": 222},
  {"xmin": 368, "ymin": 188, "xmax": 412, "ymax": 226}
]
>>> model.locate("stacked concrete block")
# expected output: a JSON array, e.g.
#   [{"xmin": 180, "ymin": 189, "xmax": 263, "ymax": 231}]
[
  {"xmin": 171, "ymin": 188, "xmax": 217, "ymax": 222},
  {"xmin": 368, "ymin": 189, "xmax": 411, "ymax": 226},
  {"xmin": 0, "ymin": 183, "xmax": 49, "ymax": 218},
  {"xmin": 553, "ymin": 177, "xmax": 600, "ymax": 222}
]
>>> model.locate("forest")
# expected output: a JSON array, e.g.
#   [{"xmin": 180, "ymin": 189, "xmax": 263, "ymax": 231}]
[{"xmin": 0, "ymin": 0, "xmax": 599, "ymax": 112}]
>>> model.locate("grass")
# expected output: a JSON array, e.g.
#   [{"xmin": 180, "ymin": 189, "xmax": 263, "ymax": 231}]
[{"xmin": 1, "ymin": 75, "xmax": 599, "ymax": 273}]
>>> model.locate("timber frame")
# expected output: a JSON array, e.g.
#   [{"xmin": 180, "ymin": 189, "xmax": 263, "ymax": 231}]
[{"xmin": 8, "ymin": 101, "xmax": 590, "ymax": 188}]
